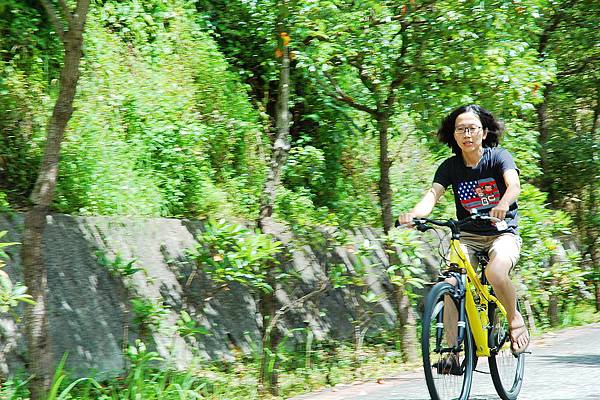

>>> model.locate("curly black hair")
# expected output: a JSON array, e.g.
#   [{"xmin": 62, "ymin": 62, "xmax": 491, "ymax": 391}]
[{"xmin": 437, "ymin": 105, "xmax": 504, "ymax": 154}]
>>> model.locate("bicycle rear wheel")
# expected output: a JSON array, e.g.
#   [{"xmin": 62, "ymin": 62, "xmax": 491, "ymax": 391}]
[
  {"xmin": 422, "ymin": 282, "xmax": 474, "ymax": 400},
  {"xmin": 488, "ymin": 301, "xmax": 525, "ymax": 400}
]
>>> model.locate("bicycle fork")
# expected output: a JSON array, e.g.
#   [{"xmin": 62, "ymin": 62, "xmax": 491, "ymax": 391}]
[
  {"xmin": 439, "ymin": 268, "xmax": 494, "ymax": 357},
  {"xmin": 436, "ymin": 271, "xmax": 468, "ymax": 355}
]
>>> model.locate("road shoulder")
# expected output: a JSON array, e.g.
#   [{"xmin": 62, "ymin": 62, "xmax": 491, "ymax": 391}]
[{"xmin": 287, "ymin": 322, "xmax": 600, "ymax": 400}]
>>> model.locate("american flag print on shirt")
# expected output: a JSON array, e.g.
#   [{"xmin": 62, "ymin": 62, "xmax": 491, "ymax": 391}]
[{"xmin": 457, "ymin": 178, "xmax": 501, "ymax": 212}]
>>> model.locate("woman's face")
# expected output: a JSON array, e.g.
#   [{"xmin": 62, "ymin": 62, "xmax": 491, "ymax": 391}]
[{"xmin": 454, "ymin": 111, "xmax": 487, "ymax": 154}]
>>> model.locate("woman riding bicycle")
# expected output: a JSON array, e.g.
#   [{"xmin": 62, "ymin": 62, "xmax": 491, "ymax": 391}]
[{"xmin": 398, "ymin": 104, "xmax": 530, "ymax": 359}]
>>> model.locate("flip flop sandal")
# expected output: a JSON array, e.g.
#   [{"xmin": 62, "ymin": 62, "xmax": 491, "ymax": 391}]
[{"xmin": 509, "ymin": 324, "xmax": 530, "ymax": 356}]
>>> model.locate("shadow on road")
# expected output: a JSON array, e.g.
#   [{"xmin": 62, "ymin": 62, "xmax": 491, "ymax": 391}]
[{"xmin": 535, "ymin": 354, "xmax": 600, "ymax": 367}]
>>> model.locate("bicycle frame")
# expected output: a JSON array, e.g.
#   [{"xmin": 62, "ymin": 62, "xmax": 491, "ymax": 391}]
[{"xmin": 448, "ymin": 238, "xmax": 507, "ymax": 357}]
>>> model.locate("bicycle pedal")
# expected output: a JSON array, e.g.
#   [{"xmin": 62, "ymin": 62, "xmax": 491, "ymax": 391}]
[{"xmin": 513, "ymin": 351, "xmax": 532, "ymax": 358}]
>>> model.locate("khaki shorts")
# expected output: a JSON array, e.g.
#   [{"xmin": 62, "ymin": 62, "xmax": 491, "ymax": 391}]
[{"xmin": 458, "ymin": 232, "xmax": 522, "ymax": 270}]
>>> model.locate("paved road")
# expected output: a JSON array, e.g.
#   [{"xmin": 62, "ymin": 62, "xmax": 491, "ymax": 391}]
[{"xmin": 290, "ymin": 323, "xmax": 600, "ymax": 400}]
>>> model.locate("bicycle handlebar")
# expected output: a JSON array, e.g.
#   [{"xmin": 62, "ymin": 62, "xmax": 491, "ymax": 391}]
[{"xmin": 396, "ymin": 213, "xmax": 504, "ymax": 235}]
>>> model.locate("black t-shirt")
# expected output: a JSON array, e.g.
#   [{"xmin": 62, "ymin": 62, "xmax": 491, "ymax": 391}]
[{"xmin": 433, "ymin": 146, "xmax": 519, "ymax": 235}]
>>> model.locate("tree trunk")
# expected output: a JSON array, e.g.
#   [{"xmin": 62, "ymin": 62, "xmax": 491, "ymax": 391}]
[
  {"xmin": 548, "ymin": 290, "xmax": 560, "ymax": 327},
  {"xmin": 590, "ymin": 89, "xmax": 600, "ymax": 312},
  {"xmin": 588, "ymin": 190, "xmax": 600, "ymax": 313},
  {"xmin": 377, "ymin": 113, "xmax": 394, "ymax": 234},
  {"xmin": 258, "ymin": 40, "xmax": 291, "ymax": 227},
  {"xmin": 395, "ymin": 286, "xmax": 419, "ymax": 363},
  {"xmin": 21, "ymin": 205, "xmax": 52, "ymax": 397},
  {"xmin": 257, "ymin": 19, "xmax": 291, "ymax": 395},
  {"xmin": 523, "ymin": 297, "xmax": 538, "ymax": 335},
  {"xmin": 376, "ymin": 112, "xmax": 418, "ymax": 361},
  {"xmin": 596, "ymin": 280, "xmax": 600, "ymax": 313},
  {"xmin": 22, "ymin": 3, "xmax": 89, "ymax": 398},
  {"xmin": 536, "ymin": 85, "xmax": 555, "ymax": 200},
  {"xmin": 258, "ymin": 288, "xmax": 281, "ymax": 396}
]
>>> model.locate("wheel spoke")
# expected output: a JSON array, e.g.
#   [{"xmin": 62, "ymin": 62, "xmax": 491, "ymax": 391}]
[
  {"xmin": 423, "ymin": 282, "xmax": 474, "ymax": 400},
  {"xmin": 489, "ymin": 303, "xmax": 525, "ymax": 400}
]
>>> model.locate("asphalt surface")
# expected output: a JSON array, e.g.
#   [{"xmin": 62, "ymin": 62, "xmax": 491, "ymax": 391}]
[{"xmin": 289, "ymin": 323, "xmax": 600, "ymax": 400}]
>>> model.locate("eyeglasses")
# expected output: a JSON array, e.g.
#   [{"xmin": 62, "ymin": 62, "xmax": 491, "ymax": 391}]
[{"xmin": 454, "ymin": 126, "xmax": 482, "ymax": 135}]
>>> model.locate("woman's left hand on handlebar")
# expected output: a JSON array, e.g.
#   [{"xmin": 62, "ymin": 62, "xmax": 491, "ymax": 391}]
[{"xmin": 397, "ymin": 212, "xmax": 416, "ymax": 226}]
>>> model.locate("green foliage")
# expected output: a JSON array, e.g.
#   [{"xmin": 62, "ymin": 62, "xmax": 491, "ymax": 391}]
[
  {"xmin": 283, "ymin": 144, "xmax": 327, "ymax": 189},
  {"xmin": 121, "ymin": 340, "xmax": 165, "ymax": 398},
  {"xmin": 0, "ymin": 270, "xmax": 33, "ymax": 314},
  {"xmin": 96, "ymin": 251, "xmax": 144, "ymax": 278},
  {"xmin": 188, "ymin": 219, "xmax": 283, "ymax": 293},
  {"xmin": 384, "ymin": 229, "xmax": 427, "ymax": 293},
  {"xmin": 323, "ymin": 231, "xmax": 426, "ymax": 350},
  {"xmin": 517, "ymin": 184, "xmax": 589, "ymax": 325},
  {"xmin": 0, "ymin": 232, "xmax": 33, "ymax": 314},
  {"xmin": 4, "ymin": 0, "xmax": 268, "ymax": 218},
  {"xmin": 131, "ymin": 297, "xmax": 169, "ymax": 332},
  {"xmin": 500, "ymin": 119, "xmax": 542, "ymax": 180},
  {"xmin": 0, "ymin": 191, "xmax": 10, "ymax": 210},
  {"xmin": 96, "ymin": 0, "xmax": 172, "ymax": 47},
  {"xmin": 0, "ymin": 335, "xmax": 426, "ymax": 399},
  {"xmin": 176, "ymin": 310, "xmax": 210, "ymax": 338},
  {"xmin": 0, "ymin": 1, "xmax": 598, "ymax": 383},
  {"xmin": 47, "ymin": 354, "xmax": 103, "ymax": 400},
  {"xmin": 560, "ymin": 303, "xmax": 600, "ymax": 327},
  {"xmin": 0, "ymin": 1, "xmax": 60, "ymax": 204},
  {"xmin": 327, "ymin": 263, "xmax": 354, "ymax": 289},
  {"xmin": 391, "ymin": 124, "xmax": 455, "ymax": 220},
  {"xmin": 275, "ymin": 186, "xmax": 342, "ymax": 248}
]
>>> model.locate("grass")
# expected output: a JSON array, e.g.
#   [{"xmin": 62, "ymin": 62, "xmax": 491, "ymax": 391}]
[
  {"xmin": 529, "ymin": 303, "xmax": 600, "ymax": 337},
  {"xmin": 1, "ymin": 305, "xmax": 597, "ymax": 400},
  {"xmin": 0, "ymin": 337, "xmax": 419, "ymax": 400},
  {"xmin": 560, "ymin": 303, "xmax": 600, "ymax": 327}
]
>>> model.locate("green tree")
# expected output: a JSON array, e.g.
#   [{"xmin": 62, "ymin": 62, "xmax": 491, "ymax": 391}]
[
  {"xmin": 529, "ymin": 0, "xmax": 600, "ymax": 311},
  {"xmin": 0, "ymin": 1, "xmax": 62, "ymax": 206},
  {"xmin": 20, "ymin": 0, "xmax": 90, "ymax": 397},
  {"xmin": 300, "ymin": 1, "xmax": 529, "ymax": 231},
  {"xmin": 296, "ymin": 0, "xmax": 552, "ymax": 362}
]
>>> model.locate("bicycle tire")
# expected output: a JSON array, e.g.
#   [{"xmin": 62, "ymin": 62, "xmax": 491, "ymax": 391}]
[
  {"xmin": 422, "ymin": 282, "xmax": 474, "ymax": 400},
  {"xmin": 488, "ymin": 301, "xmax": 525, "ymax": 400}
]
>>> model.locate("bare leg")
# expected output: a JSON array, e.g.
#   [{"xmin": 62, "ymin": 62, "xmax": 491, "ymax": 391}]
[
  {"xmin": 444, "ymin": 277, "xmax": 458, "ymax": 346},
  {"xmin": 486, "ymin": 254, "xmax": 529, "ymax": 352}
]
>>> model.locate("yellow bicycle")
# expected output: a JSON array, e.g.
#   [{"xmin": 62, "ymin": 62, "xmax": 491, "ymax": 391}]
[{"xmin": 415, "ymin": 215, "xmax": 525, "ymax": 400}]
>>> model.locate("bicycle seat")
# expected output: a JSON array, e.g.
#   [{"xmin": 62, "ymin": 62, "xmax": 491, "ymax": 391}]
[{"xmin": 474, "ymin": 251, "xmax": 489, "ymax": 265}]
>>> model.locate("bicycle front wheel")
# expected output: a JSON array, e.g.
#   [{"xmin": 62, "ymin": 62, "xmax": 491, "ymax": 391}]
[
  {"xmin": 422, "ymin": 282, "xmax": 474, "ymax": 400},
  {"xmin": 488, "ymin": 301, "xmax": 525, "ymax": 400}
]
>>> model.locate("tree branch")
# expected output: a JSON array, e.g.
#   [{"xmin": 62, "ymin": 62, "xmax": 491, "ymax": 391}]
[
  {"xmin": 57, "ymin": 0, "xmax": 74, "ymax": 26},
  {"xmin": 351, "ymin": 56, "xmax": 381, "ymax": 97},
  {"xmin": 264, "ymin": 281, "xmax": 329, "ymax": 337},
  {"xmin": 557, "ymin": 55, "xmax": 600, "ymax": 78},
  {"xmin": 385, "ymin": 23, "xmax": 412, "ymax": 108},
  {"xmin": 537, "ymin": 0, "xmax": 577, "ymax": 57},
  {"xmin": 324, "ymin": 71, "xmax": 377, "ymax": 115},
  {"xmin": 74, "ymin": 0, "xmax": 91, "ymax": 30},
  {"xmin": 363, "ymin": 0, "xmax": 436, "ymax": 29},
  {"xmin": 39, "ymin": 0, "xmax": 65, "ymax": 41}
]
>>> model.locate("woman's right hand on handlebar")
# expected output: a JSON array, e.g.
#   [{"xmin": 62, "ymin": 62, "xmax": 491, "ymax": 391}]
[{"xmin": 397, "ymin": 212, "xmax": 417, "ymax": 227}]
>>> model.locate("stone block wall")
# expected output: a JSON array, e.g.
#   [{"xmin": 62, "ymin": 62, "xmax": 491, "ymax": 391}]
[{"xmin": 0, "ymin": 213, "xmax": 441, "ymax": 379}]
